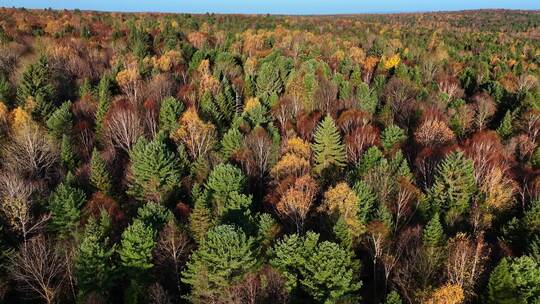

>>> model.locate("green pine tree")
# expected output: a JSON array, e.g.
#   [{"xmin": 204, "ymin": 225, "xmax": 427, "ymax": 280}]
[
  {"xmin": 496, "ymin": 110, "xmax": 514, "ymax": 139},
  {"xmin": 313, "ymin": 115, "xmax": 347, "ymax": 175},
  {"xmin": 128, "ymin": 137, "xmax": 183, "ymax": 203},
  {"xmin": 385, "ymin": 291, "xmax": 403, "ymax": 304},
  {"xmin": 118, "ymin": 219, "xmax": 155, "ymax": 271},
  {"xmin": 90, "ymin": 148, "xmax": 113, "ymax": 195},
  {"xmin": 48, "ymin": 181, "xmax": 86, "ymax": 236},
  {"xmin": 181, "ymin": 225, "xmax": 256, "ymax": 302},
  {"xmin": 357, "ymin": 146, "xmax": 384, "ymax": 175},
  {"xmin": 429, "ymin": 151, "xmax": 476, "ymax": 225},
  {"xmin": 423, "ymin": 213, "xmax": 444, "ymax": 247},
  {"xmin": 352, "ymin": 180, "xmax": 376, "ymax": 224},
  {"xmin": 189, "ymin": 195, "xmax": 214, "ymax": 244},
  {"xmin": 75, "ymin": 211, "xmax": 116, "ymax": 299},
  {"xmin": 270, "ymin": 232, "xmax": 361, "ymax": 303},
  {"xmin": 17, "ymin": 55, "xmax": 56, "ymax": 120},
  {"xmin": 159, "ymin": 96, "xmax": 184, "ymax": 134},
  {"xmin": 381, "ymin": 124, "xmax": 407, "ymax": 151},
  {"xmin": 136, "ymin": 202, "xmax": 172, "ymax": 231},
  {"xmin": 46, "ymin": 101, "xmax": 72, "ymax": 139},
  {"xmin": 220, "ymin": 127, "xmax": 243, "ymax": 159},
  {"xmin": 487, "ymin": 257, "xmax": 540, "ymax": 304},
  {"xmin": 256, "ymin": 61, "xmax": 284, "ymax": 102},
  {"xmin": 95, "ymin": 74, "xmax": 112, "ymax": 141},
  {"xmin": 60, "ymin": 134, "xmax": 77, "ymax": 171},
  {"xmin": 301, "ymin": 241, "xmax": 361, "ymax": 303},
  {"xmin": 205, "ymin": 163, "xmax": 249, "ymax": 218},
  {"xmin": 118, "ymin": 217, "xmax": 156, "ymax": 303}
]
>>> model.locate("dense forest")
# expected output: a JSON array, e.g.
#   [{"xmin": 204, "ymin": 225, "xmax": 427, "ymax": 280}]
[{"xmin": 0, "ymin": 7, "xmax": 539, "ymax": 304}]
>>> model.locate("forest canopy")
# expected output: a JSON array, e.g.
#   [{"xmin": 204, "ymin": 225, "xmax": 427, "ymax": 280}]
[{"xmin": 0, "ymin": 7, "xmax": 539, "ymax": 304}]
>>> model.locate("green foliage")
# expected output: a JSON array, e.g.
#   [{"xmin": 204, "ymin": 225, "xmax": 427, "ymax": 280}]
[
  {"xmin": 423, "ymin": 213, "xmax": 444, "ymax": 247},
  {"xmin": 136, "ymin": 202, "xmax": 172, "ymax": 231},
  {"xmin": 205, "ymin": 163, "xmax": 251, "ymax": 219},
  {"xmin": 46, "ymin": 100, "xmax": 72, "ymax": 138},
  {"xmin": 352, "ymin": 180, "xmax": 376, "ymax": 224},
  {"xmin": 182, "ymin": 225, "xmax": 256, "ymax": 301},
  {"xmin": 17, "ymin": 55, "xmax": 56, "ymax": 119},
  {"xmin": 385, "ymin": 291, "xmax": 403, "ymax": 304},
  {"xmin": 333, "ymin": 217, "xmax": 353, "ymax": 249},
  {"xmin": 128, "ymin": 137, "xmax": 183, "ymax": 203},
  {"xmin": 270, "ymin": 232, "xmax": 361, "ymax": 303},
  {"xmin": 189, "ymin": 194, "xmax": 214, "ymax": 244},
  {"xmin": 531, "ymin": 148, "xmax": 540, "ymax": 170},
  {"xmin": 75, "ymin": 212, "xmax": 116, "ymax": 298},
  {"xmin": 357, "ymin": 146, "xmax": 384, "ymax": 175},
  {"xmin": 128, "ymin": 23, "xmax": 152, "ymax": 59},
  {"xmin": 118, "ymin": 219, "xmax": 156, "ymax": 271},
  {"xmin": 428, "ymin": 151, "xmax": 476, "ymax": 225},
  {"xmin": 497, "ymin": 110, "xmax": 514, "ymax": 139},
  {"xmin": 200, "ymin": 78, "xmax": 236, "ymax": 132},
  {"xmin": 524, "ymin": 199, "xmax": 540, "ymax": 236},
  {"xmin": 48, "ymin": 181, "xmax": 86, "ymax": 236},
  {"xmin": 159, "ymin": 96, "xmax": 184, "ymax": 134},
  {"xmin": 90, "ymin": 148, "xmax": 113, "ymax": 194},
  {"xmin": 220, "ymin": 127, "xmax": 243, "ymax": 159},
  {"xmin": 0, "ymin": 75, "xmax": 13, "ymax": 105},
  {"xmin": 487, "ymin": 256, "xmax": 540, "ymax": 304},
  {"xmin": 256, "ymin": 61, "xmax": 283, "ymax": 102},
  {"xmin": 256, "ymin": 213, "xmax": 278, "ymax": 249},
  {"xmin": 60, "ymin": 134, "xmax": 77, "ymax": 171},
  {"xmin": 356, "ymin": 81, "xmax": 378, "ymax": 114},
  {"xmin": 313, "ymin": 115, "xmax": 347, "ymax": 175},
  {"xmin": 381, "ymin": 124, "xmax": 406, "ymax": 151},
  {"xmin": 95, "ymin": 73, "xmax": 113, "ymax": 139}
]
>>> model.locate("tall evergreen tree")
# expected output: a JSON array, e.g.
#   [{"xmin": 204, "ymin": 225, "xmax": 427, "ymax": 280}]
[
  {"xmin": 220, "ymin": 127, "xmax": 243, "ymax": 159},
  {"xmin": 60, "ymin": 134, "xmax": 77, "ymax": 171},
  {"xmin": 95, "ymin": 73, "xmax": 112, "ymax": 140},
  {"xmin": 423, "ymin": 213, "xmax": 444, "ymax": 247},
  {"xmin": 90, "ymin": 148, "xmax": 113, "ymax": 195},
  {"xmin": 181, "ymin": 225, "xmax": 256, "ymax": 302},
  {"xmin": 270, "ymin": 232, "xmax": 361, "ymax": 303},
  {"xmin": 204, "ymin": 163, "xmax": 252, "ymax": 222},
  {"xmin": 428, "ymin": 151, "xmax": 476, "ymax": 225},
  {"xmin": 75, "ymin": 212, "xmax": 116, "ymax": 299},
  {"xmin": 48, "ymin": 181, "xmax": 86, "ymax": 236},
  {"xmin": 17, "ymin": 55, "xmax": 56, "ymax": 119},
  {"xmin": 159, "ymin": 96, "xmax": 184, "ymax": 134},
  {"xmin": 381, "ymin": 124, "xmax": 407, "ymax": 151},
  {"xmin": 487, "ymin": 257, "xmax": 540, "ymax": 304},
  {"xmin": 117, "ymin": 218, "xmax": 156, "ymax": 303},
  {"xmin": 128, "ymin": 137, "xmax": 183, "ymax": 203},
  {"xmin": 312, "ymin": 115, "xmax": 347, "ymax": 175},
  {"xmin": 46, "ymin": 100, "xmax": 72, "ymax": 138},
  {"xmin": 118, "ymin": 218, "xmax": 156, "ymax": 271},
  {"xmin": 496, "ymin": 110, "xmax": 514, "ymax": 140}
]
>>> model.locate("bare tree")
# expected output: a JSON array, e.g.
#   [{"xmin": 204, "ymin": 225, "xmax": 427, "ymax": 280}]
[
  {"xmin": 9, "ymin": 235, "xmax": 67, "ymax": 304},
  {"xmin": 275, "ymin": 175, "xmax": 318, "ymax": 234},
  {"xmin": 242, "ymin": 127, "xmax": 277, "ymax": 178},
  {"xmin": 104, "ymin": 99, "xmax": 144, "ymax": 152},
  {"xmin": 154, "ymin": 222, "xmax": 192, "ymax": 295},
  {"xmin": 0, "ymin": 174, "xmax": 49, "ymax": 242},
  {"xmin": 446, "ymin": 233, "xmax": 489, "ymax": 297},
  {"xmin": 148, "ymin": 283, "xmax": 172, "ymax": 304},
  {"xmin": 3, "ymin": 125, "xmax": 59, "ymax": 184},
  {"xmin": 472, "ymin": 93, "xmax": 496, "ymax": 131}
]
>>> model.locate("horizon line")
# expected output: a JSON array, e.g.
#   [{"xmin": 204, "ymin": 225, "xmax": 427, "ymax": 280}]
[{"xmin": 2, "ymin": 6, "xmax": 539, "ymax": 16}]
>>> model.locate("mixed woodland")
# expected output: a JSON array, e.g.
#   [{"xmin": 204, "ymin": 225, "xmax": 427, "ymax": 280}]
[{"xmin": 0, "ymin": 7, "xmax": 539, "ymax": 304}]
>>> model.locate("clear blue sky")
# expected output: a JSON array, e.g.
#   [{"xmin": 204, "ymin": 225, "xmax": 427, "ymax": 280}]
[{"xmin": 1, "ymin": 0, "xmax": 539, "ymax": 14}]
